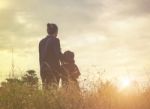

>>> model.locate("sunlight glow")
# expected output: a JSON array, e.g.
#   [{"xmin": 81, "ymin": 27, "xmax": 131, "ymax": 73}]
[{"xmin": 119, "ymin": 77, "xmax": 132, "ymax": 90}]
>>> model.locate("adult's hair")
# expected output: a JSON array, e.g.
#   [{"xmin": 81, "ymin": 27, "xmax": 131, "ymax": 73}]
[{"xmin": 47, "ymin": 23, "xmax": 58, "ymax": 34}]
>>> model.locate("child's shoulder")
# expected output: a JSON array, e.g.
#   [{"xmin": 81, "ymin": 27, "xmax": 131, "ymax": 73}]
[
  {"xmin": 61, "ymin": 63, "xmax": 68, "ymax": 67},
  {"xmin": 74, "ymin": 64, "xmax": 79, "ymax": 68},
  {"xmin": 60, "ymin": 64, "xmax": 69, "ymax": 70},
  {"xmin": 61, "ymin": 63, "xmax": 77, "ymax": 70}
]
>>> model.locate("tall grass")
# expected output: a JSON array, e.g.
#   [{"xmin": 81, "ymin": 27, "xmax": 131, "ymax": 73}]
[{"xmin": 0, "ymin": 71, "xmax": 150, "ymax": 109}]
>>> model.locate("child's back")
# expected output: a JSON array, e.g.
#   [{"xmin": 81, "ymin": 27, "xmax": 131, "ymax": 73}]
[
  {"xmin": 61, "ymin": 63, "xmax": 80, "ymax": 82},
  {"xmin": 60, "ymin": 51, "xmax": 80, "ymax": 89}
]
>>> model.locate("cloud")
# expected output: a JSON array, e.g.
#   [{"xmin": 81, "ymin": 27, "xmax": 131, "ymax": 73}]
[
  {"xmin": 0, "ymin": 0, "xmax": 150, "ymax": 80},
  {"xmin": 127, "ymin": 0, "xmax": 150, "ymax": 16},
  {"xmin": 0, "ymin": 0, "xmax": 103, "ymax": 51},
  {"xmin": 109, "ymin": 0, "xmax": 150, "ymax": 17},
  {"xmin": 0, "ymin": 0, "xmax": 150, "ymax": 53}
]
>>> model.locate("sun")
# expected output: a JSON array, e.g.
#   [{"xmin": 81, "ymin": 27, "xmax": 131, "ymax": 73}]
[
  {"xmin": 121, "ymin": 78, "xmax": 130, "ymax": 87},
  {"xmin": 119, "ymin": 77, "xmax": 132, "ymax": 90}
]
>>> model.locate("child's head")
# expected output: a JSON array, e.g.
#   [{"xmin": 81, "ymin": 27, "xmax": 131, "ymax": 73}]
[{"xmin": 63, "ymin": 51, "xmax": 75, "ymax": 64}]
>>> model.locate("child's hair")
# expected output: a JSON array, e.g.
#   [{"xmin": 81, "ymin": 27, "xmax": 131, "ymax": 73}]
[{"xmin": 63, "ymin": 51, "xmax": 75, "ymax": 64}]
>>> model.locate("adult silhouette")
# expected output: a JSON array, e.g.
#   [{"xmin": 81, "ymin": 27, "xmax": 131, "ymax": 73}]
[{"xmin": 39, "ymin": 23, "xmax": 63, "ymax": 89}]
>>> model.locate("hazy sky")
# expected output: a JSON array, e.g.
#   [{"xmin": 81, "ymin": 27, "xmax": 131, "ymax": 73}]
[{"xmin": 0, "ymin": 0, "xmax": 150, "ymax": 82}]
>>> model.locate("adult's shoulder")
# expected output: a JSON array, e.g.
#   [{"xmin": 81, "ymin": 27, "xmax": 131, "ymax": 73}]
[
  {"xmin": 52, "ymin": 37, "xmax": 60, "ymax": 44},
  {"xmin": 54, "ymin": 37, "xmax": 60, "ymax": 41},
  {"xmin": 39, "ymin": 37, "xmax": 46, "ymax": 46},
  {"xmin": 42, "ymin": 37, "xmax": 60, "ymax": 45},
  {"xmin": 56, "ymin": 37, "xmax": 60, "ymax": 40}
]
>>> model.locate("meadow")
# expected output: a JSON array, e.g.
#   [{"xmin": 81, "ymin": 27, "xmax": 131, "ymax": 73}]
[{"xmin": 0, "ymin": 70, "xmax": 150, "ymax": 109}]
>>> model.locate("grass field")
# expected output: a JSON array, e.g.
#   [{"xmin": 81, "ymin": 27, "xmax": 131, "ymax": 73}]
[{"xmin": 0, "ymin": 70, "xmax": 150, "ymax": 109}]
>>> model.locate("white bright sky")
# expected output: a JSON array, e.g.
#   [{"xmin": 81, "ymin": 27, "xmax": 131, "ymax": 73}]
[{"xmin": 0, "ymin": 0, "xmax": 150, "ymax": 84}]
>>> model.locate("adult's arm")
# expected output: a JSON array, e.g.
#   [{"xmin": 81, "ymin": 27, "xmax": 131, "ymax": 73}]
[{"xmin": 52, "ymin": 38, "xmax": 63, "ymax": 63}]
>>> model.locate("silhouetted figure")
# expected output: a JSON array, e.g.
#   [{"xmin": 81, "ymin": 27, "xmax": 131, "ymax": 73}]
[
  {"xmin": 60, "ymin": 51, "xmax": 80, "ymax": 90},
  {"xmin": 39, "ymin": 23, "xmax": 63, "ymax": 89}
]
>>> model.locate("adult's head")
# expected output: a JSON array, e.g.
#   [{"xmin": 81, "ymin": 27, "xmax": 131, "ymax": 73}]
[
  {"xmin": 63, "ymin": 51, "xmax": 75, "ymax": 64},
  {"xmin": 47, "ymin": 23, "xmax": 58, "ymax": 37}
]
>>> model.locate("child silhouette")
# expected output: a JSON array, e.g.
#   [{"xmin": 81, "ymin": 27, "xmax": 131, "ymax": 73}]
[{"xmin": 60, "ymin": 51, "xmax": 80, "ymax": 90}]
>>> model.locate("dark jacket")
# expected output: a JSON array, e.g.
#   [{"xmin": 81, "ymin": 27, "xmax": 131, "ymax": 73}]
[{"xmin": 39, "ymin": 36, "xmax": 62, "ymax": 75}]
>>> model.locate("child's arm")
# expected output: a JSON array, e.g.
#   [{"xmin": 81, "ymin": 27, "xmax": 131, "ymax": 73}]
[{"xmin": 71, "ymin": 65, "xmax": 80, "ymax": 79}]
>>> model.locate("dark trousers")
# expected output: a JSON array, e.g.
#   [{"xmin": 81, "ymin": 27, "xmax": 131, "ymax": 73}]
[{"xmin": 40, "ymin": 65, "xmax": 60, "ymax": 90}]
